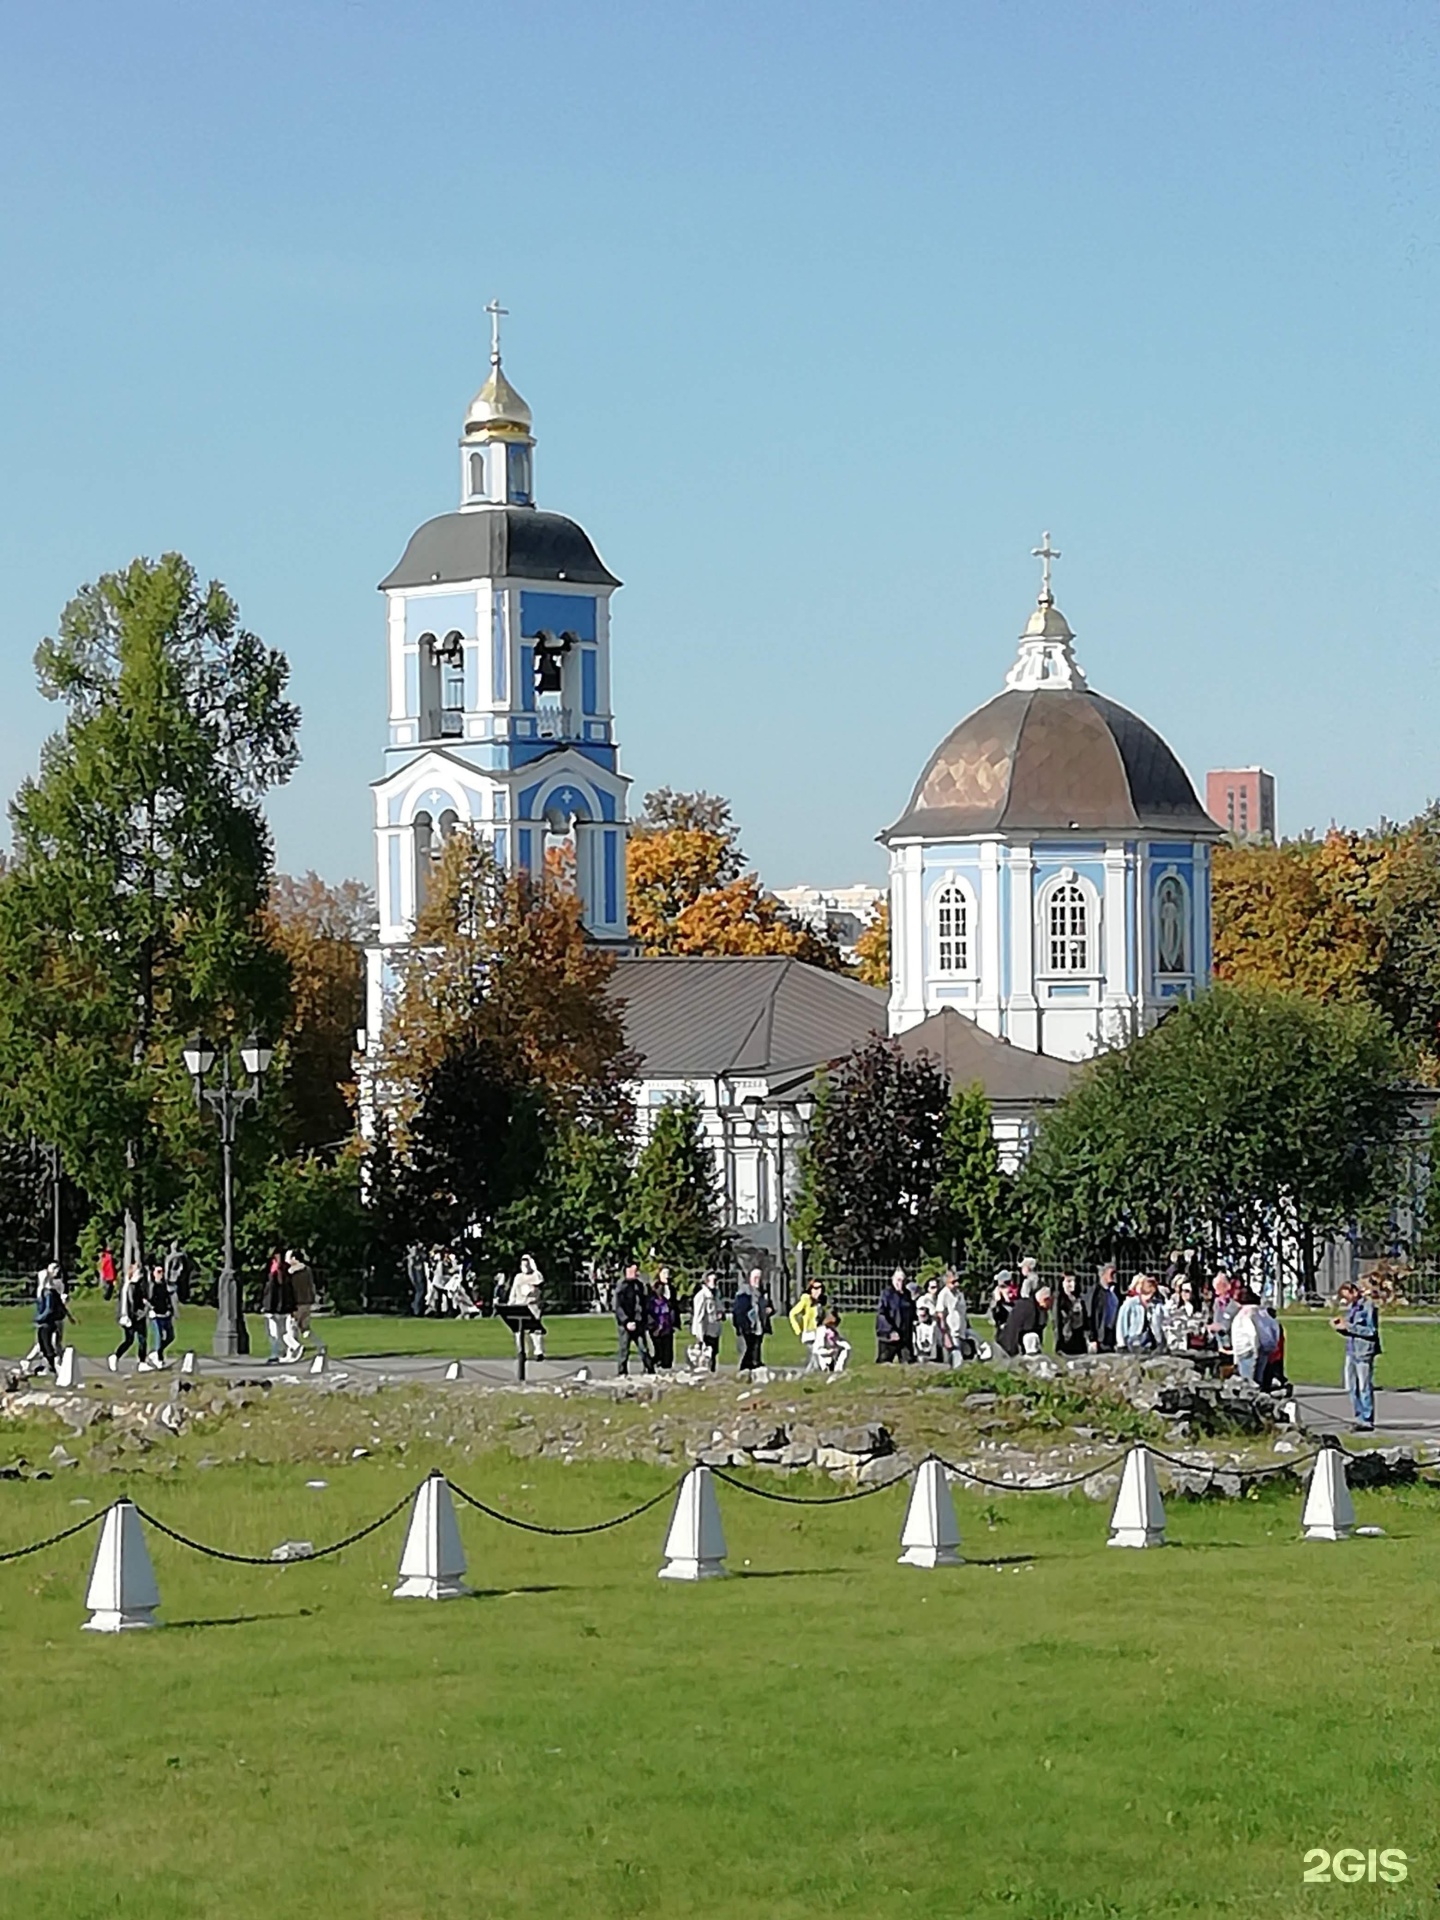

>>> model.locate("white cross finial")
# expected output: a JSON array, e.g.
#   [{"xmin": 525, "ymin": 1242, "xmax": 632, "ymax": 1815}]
[
  {"xmin": 485, "ymin": 298, "xmax": 508, "ymax": 368},
  {"xmin": 1032, "ymin": 530, "xmax": 1061, "ymax": 605}
]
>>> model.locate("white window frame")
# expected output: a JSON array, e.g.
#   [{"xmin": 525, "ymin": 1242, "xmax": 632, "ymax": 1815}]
[
  {"xmin": 1038, "ymin": 873, "xmax": 1097, "ymax": 976},
  {"xmin": 931, "ymin": 879, "xmax": 974, "ymax": 976}
]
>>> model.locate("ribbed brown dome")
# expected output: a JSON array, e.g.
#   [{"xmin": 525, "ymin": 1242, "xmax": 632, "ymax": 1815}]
[{"xmin": 884, "ymin": 687, "xmax": 1216, "ymax": 841}]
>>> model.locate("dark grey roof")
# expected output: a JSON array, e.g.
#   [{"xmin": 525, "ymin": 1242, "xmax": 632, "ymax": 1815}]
[
  {"xmin": 894, "ymin": 1008, "xmax": 1077, "ymax": 1105},
  {"xmin": 884, "ymin": 687, "xmax": 1217, "ymax": 842},
  {"xmin": 611, "ymin": 956, "xmax": 887, "ymax": 1079},
  {"xmin": 380, "ymin": 507, "xmax": 620, "ymax": 591}
]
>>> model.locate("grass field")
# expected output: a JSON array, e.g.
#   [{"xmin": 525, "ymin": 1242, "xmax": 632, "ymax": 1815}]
[
  {"xmin": 2, "ymin": 1450, "xmax": 1438, "ymax": 1918},
  {"xmin": 6, "ymin": 1297, "xmax": 1439, "ymax": 1391}
]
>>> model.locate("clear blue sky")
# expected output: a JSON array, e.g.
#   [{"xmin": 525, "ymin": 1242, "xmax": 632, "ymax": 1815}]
[{"xmin": 1, "ymin": 2, "xmax": 1437, "ymax": 890}]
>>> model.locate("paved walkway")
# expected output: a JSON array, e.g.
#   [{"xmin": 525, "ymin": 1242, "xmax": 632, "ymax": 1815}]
[{"xmin": 1288, "ymin": 1382, "xmax": 1440, "ymax": 1442}]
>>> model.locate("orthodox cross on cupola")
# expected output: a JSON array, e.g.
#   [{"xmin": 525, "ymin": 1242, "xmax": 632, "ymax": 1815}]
[
  {"xmin": 485, "ymin": 297, "xmax": 508, "ymax": 366},
  {"xmin": 1032, "ymin": 531, "xmax": 1060, "ymax": 607}
]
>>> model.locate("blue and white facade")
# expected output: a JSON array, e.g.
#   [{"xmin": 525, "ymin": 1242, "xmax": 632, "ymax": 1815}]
[
  {"xmin": 364, "ymin": 341, "xmax": 630, "ymax": 1041},
  {"xmin": 884, "ymin": 587, "xmax": 1218, "ymax": 1061}
]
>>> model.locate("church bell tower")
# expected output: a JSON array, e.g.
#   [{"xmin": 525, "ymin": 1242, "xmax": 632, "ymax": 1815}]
[{"xmin": 365, "ymin": 305, "xmax": 630, "ymax": 1042}]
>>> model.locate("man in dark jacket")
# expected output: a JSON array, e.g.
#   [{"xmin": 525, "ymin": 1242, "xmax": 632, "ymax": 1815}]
[
  {"xmin": 876, "ymin": 1269, "xmax": 917, "ymax": 1363},
  {"xmin": 614, "ymin": 1262, "xmax": 654, "ymax": 1376},
  {"xmin": 1084, "ymin": 1265, "xmax": 1121, "ymax": 1353},
  {"xmin": 997, "ymin": 1283, "xmax": 1052, "ymax": 1358}
]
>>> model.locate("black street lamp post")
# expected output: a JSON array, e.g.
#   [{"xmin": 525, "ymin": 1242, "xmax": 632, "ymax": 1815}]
[{"xmin": 184, "ymin": 1032, "xmax": 273, "ymax": 1358}]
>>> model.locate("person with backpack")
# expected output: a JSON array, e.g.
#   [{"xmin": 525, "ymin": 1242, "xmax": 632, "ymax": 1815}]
[
  {"xmin": 146, "ymin": 1263, "xmax": 176, "ymax": 1369},
  {"xmin": 110, "ymin": 1262, "xmax": 149, "ymax": 1370},
  {"xmin": 33, "ymin": 1264, "xmax": 72, "ymax": 1375}
]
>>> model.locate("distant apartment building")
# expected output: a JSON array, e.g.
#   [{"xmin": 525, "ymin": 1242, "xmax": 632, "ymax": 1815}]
[
  {"xmin": 773, "ymin": 883, "xmax": 884, "ymax": 959},
  {"xmin": 1206, "ymin": 767, "xmax": 1276, "ymax": 842}
]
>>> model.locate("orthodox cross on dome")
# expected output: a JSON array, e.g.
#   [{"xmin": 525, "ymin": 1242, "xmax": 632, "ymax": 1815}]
[
  {"xmin": 1032, "ymin": 531, "xmax": 1061, "ymax": 606},
  {"xmin": 485, "ymin": 297, "xmax": 509, "ymax": 367}
]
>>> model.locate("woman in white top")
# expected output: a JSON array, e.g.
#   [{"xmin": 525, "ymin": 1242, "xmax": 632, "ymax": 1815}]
[
  {"xmin": 690, "ymin": 1271, "xmax": 722, "ymax": 1372},
  {"xmin": 1229, "ymin": 1286, "xmax": 1264, "ymax": 1383},
  {"xmin": 507, "ymin": 1254, "xmax": 545, "ymax": 1358}
]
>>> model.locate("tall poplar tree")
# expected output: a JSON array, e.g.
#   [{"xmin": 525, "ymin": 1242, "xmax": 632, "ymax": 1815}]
[{"xmin": 0, "ymin": 554, "xmax": 299, "ymax": 1270}]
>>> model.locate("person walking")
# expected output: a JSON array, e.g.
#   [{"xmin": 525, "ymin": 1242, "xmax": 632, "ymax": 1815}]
[
  {"xmin": 110, "ymin": 1262, "xmax": 149, "ymax": 1370},
  {"xmin": 1332, "ymin": 1280, "xmax": 1381, "ymax": 1432},
  {"xmin": 261, "ymin": 1252, "xmax": 296, "ymax": 1364},
  {"xmin": 989, "ymin": 1270, "xmax": 1017, "ymax": 1338},
  {"xmin": 507, "ymin": 1254, "xmax": 546, "ymax": 1360},
  {"xmin": 1018, "ymin": 1257, "xmax": 1043, "ymax": 1299},
  {"xmin": 1084, "ymin": 1264, "xmax": 1121, "ymax": 1353},
  {"xmin": 286, "ymin": 1249, "xmax": 317, "ymax": 1360},
  {"xmin": 732, "ymin": 1269, "xmax": 766, "ymax": 1372},
  {"xmin": 690, "ymin": 1270, "xmax": 722, "ymax": 1372},
  {"xmin": 648, "ymin": 1269, "xmax": 677, "ymax": 1371},
  {"xmin": 146, "ymin": 1264, "xmax": 176, "ymax": 1369},
  {"xmin": 614, "ymin": 1262, "xmax": 654, "ymax": 1376},
  {"xmin": 876, "ymin": 1268, "xmax": 917, "ymax": 1363},
  {"xmin": 1053, "ymin": 1272, "xmax": 1089, "ymax": 1356},
  {"xmin": 33, "ymin": 1265, "xmax": 71, "ymax": 1375},
  {"xmin": 97, "ymin": 1243, "xmax": 117, "ymax": 1301}
]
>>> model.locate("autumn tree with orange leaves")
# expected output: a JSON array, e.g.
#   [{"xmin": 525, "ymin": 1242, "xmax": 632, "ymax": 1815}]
[{"xmin": 627, "ymin": 788, "xmax": 846, "ymax": 971}]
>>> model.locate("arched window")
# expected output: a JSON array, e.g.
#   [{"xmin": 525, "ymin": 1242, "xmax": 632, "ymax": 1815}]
[
  {"xmin": 1046, "ymin": 881, "xmax": 1090, "ymax": 973},
  {"xmin": 934, "ymin": 884, "xmax": 969, "ymax": 974},
  {"xmin": 469, "ymin": 449, "xmax": 486, "ymax": 498}
]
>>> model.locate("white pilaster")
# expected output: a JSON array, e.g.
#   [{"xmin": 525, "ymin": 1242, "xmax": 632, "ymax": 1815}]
[
  {"xmin": 1006, "ymin": 845, "xmax": 1038, "ymax": 1050},
  {"xmin": 976, "ymin": 840, "xmax": 1003, "ymax": 1037},
  {"xmin": 1103, "ymin": 842, "xmax": 1131, "ymax": 1017}
]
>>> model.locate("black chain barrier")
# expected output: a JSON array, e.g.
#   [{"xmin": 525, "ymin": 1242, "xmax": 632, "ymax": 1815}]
[
  {"xmin": 449, "ymin": 1473, "xmax": 685, "ymax": 1536},
  {"xmin": 932, "ymin": 1449, "xmax": 1131, "ymax": 1492},
  {"xmin": 708, "ymin": 1462, "xmax": 917, "ymax": 1505},
  {"xmin": 0, "ymin": 1506, "xmax": 106, "ymax": 1563},
  {"xmin": 128, "ymin": 1488, "xmax": 416, "ymax": 1565}
]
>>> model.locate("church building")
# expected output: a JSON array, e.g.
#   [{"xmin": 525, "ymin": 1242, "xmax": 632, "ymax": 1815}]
[
  {"xmin": 883, "ymin": 539, "xmax": 1218, "ymax": 1062},
  {"xmin": 364, "ymin": 306, "xmax": 630, "ymax": 1042}
]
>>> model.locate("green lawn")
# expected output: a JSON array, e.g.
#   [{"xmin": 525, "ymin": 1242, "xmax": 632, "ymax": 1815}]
[{"xmin": 1, "ymin": 1454, "xmax": 1437, "ymax": 1918}]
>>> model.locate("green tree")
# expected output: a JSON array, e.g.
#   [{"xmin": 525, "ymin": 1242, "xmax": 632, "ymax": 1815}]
[
  {"xmin": 808, "ymin": 1037, "xmax": 950, "ymax": 1266},
  {"xmin": 623, "ymin": 1094, "xmax": 725, "ymax": 1270},
  {"xmin": 486, "ymin": 1120, "xmax": 635, "ymax": 1295},
  {"xmin": 1016, "ymin": 983, "xmax": 1405, "ymax": 1282},
  {"xmin": 250, "ymin": 1146, "xmax": 369, "ymax": 1309},
  {"xmin": 264, "ymin": 872, "xmax": 375, "ymax": 1158},
  {"xmin": 933, "ymin": 1080, "xmax": 1013, "ymax": 1267},
  {"xmin": 0, "ymin": 555, "xmax": 299, "ymax": 1272}
]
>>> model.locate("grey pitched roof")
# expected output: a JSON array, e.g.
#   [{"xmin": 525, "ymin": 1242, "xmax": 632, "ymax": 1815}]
[
  {"xmin": 611, "ymin": 956, "xmax": 887, "ymax": 1079},
  {"xmin": 884, "ymin": 687, "xmax": 1217, "ymax": 842},
  {"xmin": 894, "ymin": 1007, "xmax": 1077, "ymax": 1105},
  {"xmin": 379, "ymin": 507, "xmax": 620, "ymax": 591}
]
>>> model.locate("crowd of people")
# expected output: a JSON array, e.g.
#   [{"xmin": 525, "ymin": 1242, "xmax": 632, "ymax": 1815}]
[{"xmin": 14, "ymin": 1237, "xmax": 1386, "ymax": 1432}]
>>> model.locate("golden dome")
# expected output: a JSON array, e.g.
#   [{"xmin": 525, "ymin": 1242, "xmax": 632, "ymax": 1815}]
[{"xmin": 463, "ymin": 363, "xmax": 533, "ymax": 441}]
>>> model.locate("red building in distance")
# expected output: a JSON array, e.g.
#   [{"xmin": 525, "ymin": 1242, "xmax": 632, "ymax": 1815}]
[{"xmin": 1206, "ymin": 767, "xmax": 1276, "ymax": 842}]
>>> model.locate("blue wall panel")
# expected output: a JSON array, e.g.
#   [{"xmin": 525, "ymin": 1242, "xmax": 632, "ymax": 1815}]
[
  {"xmin": 520, "ymin": 592, "xmax": 597, "ymax": 641},
  {"xmin": 581, "ymin": 648, "xmax": 598, "ymax": 715},
  {"xmin": 604, "ymin": 831, "xmax": 618, "ymax": 924}
]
